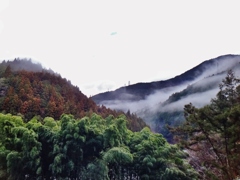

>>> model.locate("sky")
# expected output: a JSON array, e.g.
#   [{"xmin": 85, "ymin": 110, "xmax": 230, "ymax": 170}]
[{"xmin": 0, "ymin": 0, "xmax": 240, "ymax": 97}]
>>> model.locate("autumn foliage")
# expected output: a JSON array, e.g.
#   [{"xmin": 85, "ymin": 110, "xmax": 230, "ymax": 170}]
[{"xmin": 0, "ymin": 59, "xmax": 147, "ymax": 131}]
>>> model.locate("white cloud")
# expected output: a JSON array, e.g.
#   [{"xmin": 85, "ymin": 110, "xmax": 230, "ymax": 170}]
[{"xmin": 81, "ymin": 80, "xmax": 117, "ymax": 97}]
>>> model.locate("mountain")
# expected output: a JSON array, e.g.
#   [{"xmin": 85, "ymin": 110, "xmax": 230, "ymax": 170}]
[
  {"xmin": 91, "ymin": 54, "xmax": 240, "ymax": 141},
  {"xmin": 92, "ymin": 54, "xmax": 239, "ymax": 103},
  {"xmin": 0, "ymin": 58, "xmax": 147, "ymax": 131}
]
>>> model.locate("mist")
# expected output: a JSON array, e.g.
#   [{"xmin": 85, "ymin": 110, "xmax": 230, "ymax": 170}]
[
  {"xmin": 100, "ymin": 82, "xmax": 191, "ymax": 113},
  {"xmin": 161, "ymin": 88, "xmax": 219, "ymax": 112},
  {"xmin": 0, "ymin": 58, "xmax": 57, "ymax": 74},
  {"xmin": 97, "ymin": 55, "xmax": 240, "ymax": 134},
  {"xmin": 195, "ymin": 55, "xmax": 240, "ymax": 81},
  {"xmin": 100, "ymin": 69, "xmax": 231, "ymax": 115}
]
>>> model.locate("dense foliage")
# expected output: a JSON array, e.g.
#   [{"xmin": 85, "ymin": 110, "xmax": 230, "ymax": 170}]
[
  {"xmin": 0, "ymin": 113, "xmax": 197, "ymax": 179},
  {"xmin": 171, "ymin": 70, "xmax": 240, "ymax": 179},
  {"xmin": 0, "ymin": 59, "xmax": 146, "ymax": 131}
]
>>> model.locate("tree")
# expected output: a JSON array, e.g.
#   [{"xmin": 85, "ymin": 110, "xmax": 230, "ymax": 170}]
[
  {"xmin": 0, "ymin": 112, "xmax": 197, "ymax": 179},
  {"xmin": 171, "ymin": 70, "xmax": 240, "ymax": 179},
  {"xmin": 102, "ymin": 146, "xmax": 133, "ymax": 180},
  {"xmin": 3, "ymin": 65, "xmax": 12, "ymax": 77},
  {"xmin": 128, "ymin": 127, "xmax": 197, "ymax": 180},
  {"xmin": 0, "ymin": 113, "xmax": 42, "ymax": 179}
]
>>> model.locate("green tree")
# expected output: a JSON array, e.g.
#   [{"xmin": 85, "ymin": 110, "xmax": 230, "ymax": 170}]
[
  {"xmin": 102, "ymin": 146, "xmax": 133, "ymax": 179},
  {"xmin": 36, "ymin": 117, "xmax": 59, "ymax": 179},
  {"xmin": 85, "ymin": 159, "xmax": 109, "ymax": 180},
  {"xmin": 0, "ymin": 114, "xmax": 42, "ymax": 179},
  {"xmin": 0, "ymin": 112, "xmax": 197, "ymax": 179},
  {"xmin": 172, "ymin": 70, "xmax": 240, "ymax": 179},
  {"xmin": 128, "ymin": 127, "xmax": 197, "ymax": 180}
]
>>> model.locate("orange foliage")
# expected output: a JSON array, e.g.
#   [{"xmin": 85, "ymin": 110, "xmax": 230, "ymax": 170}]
[{"xmin": 0, "ymin": 67, "xmax": 147, "ymax": 131}]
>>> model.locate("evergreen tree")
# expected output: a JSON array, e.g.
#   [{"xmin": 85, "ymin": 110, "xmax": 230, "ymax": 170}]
[{"xmin": 171, "ymin": 70, "xmax": 240, "ymax": 179}]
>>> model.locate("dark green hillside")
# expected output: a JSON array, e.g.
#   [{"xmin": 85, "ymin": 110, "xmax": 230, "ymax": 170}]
[{"xmin": 0, "ymin": 59, "xmax": 147, "ymax": 131}]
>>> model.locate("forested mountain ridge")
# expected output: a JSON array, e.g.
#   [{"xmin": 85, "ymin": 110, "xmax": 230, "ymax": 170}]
[
  {"xmin": 0, "ymin": 58, "xmax": 147, "ymax": 131},
  {"xmin": 92, "ymin": 54, "xmax": 240, "ymax": 103},
  {"xmin": 91, "ymin": 54, "xmax": 240, "ymax": 142},
  {"xmin": 147, "ymin": 56, "xmax": 240, "ymax": 140}
]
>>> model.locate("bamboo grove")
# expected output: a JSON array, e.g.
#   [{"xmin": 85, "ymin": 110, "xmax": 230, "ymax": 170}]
[{"xmin": 0, "ymin": 113, "xmax": 197, "ymax": 179}]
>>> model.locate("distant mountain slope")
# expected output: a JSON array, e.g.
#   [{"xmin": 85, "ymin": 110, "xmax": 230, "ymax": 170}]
[
  {"xmin": 92, "ymin": 54, "xmax": 240, "ymax": 103},
  {"xmin": 0, "ymin": 58, "xmax": 147, "ymax": 131},
  {"xmin": 91, "ymin": 54, "xmax": 240, "ymax": 141},
  {"xmin": 139, "ymin": 71, "xmax": 230, "ymax": 141}
]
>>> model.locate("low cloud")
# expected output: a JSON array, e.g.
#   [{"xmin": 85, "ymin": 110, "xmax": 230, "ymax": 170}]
[
  {"xmin": 81, "ymin": 80, "xmax": 117, "ymax": 97},
  {"xmin": 161, "ymin": 88, "xmax": 219, "ymax": 112},
  {"xmin": 195, "ymin": 55, "xmax": 240, "ymax": 81},
  {"xmin": 100, "ymin": 82, "xmax": 191, "ymax": 113},
  {"xmin": 101, "ymin": 68, "xmax": 238, "ymax": 116},
  {"xmin": 97, "ymin": 81, "xmax": 116, "ymax": 91},
  {"xmin": 97, "ymin": 55, "xmax": 240, "ymax": 124}
]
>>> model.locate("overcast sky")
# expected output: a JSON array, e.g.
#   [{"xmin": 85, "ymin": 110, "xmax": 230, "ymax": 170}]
[{"xmin": 0, "ymin": 0, "xmax": 240, "ymax": 97}]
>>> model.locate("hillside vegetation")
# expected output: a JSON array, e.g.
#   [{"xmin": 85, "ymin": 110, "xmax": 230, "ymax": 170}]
[
  {"xmin": 2, "ymin": 58, "xmax": 240, "ymax": 179},
  {"xmin": 0, "ymin": 113, "xmax": 197, "ymax": 179},
  {"xmin": 171, "ymin": 70, "xmax": 240, "ymax": 179},
  {"xmin": 0, "ymin": 59, "xmax": 146, "ymax": 132}
]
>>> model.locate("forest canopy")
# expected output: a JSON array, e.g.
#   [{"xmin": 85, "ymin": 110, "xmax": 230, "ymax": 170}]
[{"xmin": 0, "ymin": 113, "xmax": 197, "ymax": 179}]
